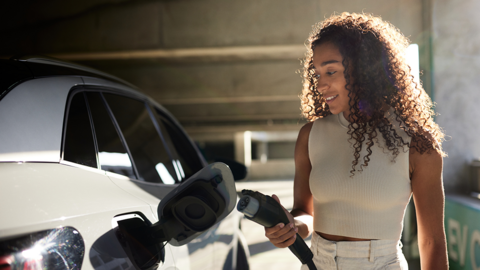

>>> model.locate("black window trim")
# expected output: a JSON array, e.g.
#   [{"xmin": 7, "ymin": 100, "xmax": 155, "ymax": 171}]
[
  {"xmin": 98, "ymin": 91, "xmax": 141, "ymax": 180},
  {"xmin": 82, "ymin": 92, "xmax": 101, "ymax": 169}
]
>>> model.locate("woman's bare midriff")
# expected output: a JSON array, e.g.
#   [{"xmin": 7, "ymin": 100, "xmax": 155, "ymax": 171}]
[{"xmin": 316, "ymin": 231, "xmax": 374, "ymax": 241}]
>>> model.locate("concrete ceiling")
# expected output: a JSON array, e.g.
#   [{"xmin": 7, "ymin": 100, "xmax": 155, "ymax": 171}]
[{"xmin": 1, "ymin": 0, "xmax": 428, "ymax": 140}]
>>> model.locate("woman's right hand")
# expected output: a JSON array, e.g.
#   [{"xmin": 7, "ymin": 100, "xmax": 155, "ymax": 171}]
[{"xmin": 264, "ymin": 194, "xmax": 299, "ymax": 248}]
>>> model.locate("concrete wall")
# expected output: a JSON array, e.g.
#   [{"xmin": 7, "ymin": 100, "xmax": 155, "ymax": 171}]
[
  {"xmin": 433, "ymin": 0, "xmax": 480, "ymax": 193},
  {"xmin": 249, "ymin": 160, "xmax": 295, "ymax": 180}
]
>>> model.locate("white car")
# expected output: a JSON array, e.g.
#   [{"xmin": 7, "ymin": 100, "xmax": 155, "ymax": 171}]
[{"xmin": 0, "ymin": 57, "xmax": 250, "ymax": 270}]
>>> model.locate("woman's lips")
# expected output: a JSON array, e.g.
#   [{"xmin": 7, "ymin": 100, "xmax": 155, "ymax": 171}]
[{"xmin": 325, "ymin": 95, "xmax": 338, "ymax": 104}]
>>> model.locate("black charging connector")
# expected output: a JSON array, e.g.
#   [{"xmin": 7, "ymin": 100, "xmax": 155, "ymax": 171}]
[{"xmin": 237, "ymin": 189, "xmax": 317, "ymax": 270}]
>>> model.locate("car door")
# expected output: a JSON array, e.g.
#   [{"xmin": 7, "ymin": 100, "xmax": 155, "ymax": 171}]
[
  {"xmin": 79, "ymin": 86, "xmax": 216, "ymax": 269},
  {"xmin": 61, "ymin": 89, "xmax": 177, "ymax": 270}
]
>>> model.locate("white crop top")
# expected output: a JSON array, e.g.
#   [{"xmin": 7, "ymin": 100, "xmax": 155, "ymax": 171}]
[{"xmin": 309, "ymin": 111, "xmax": 412, "ymax": 240}]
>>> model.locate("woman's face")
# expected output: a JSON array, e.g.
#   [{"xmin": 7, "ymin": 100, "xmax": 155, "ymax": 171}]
[{"xmin": 312, "ymin": 42, "xmax": 352, "ymax": 119}]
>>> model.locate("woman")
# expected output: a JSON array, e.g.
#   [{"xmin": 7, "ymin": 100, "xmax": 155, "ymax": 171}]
[{"xmin": 265, "ymin": 13, "xmax": 448, "ymax": 269}]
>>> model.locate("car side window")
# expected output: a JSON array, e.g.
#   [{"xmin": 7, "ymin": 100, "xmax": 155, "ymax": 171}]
[
  {"xmin": 155, "ymin": 108, "xmax": 204, "ymax": 181},
  {"xmin": 103, "ymin": 93, "xmax": 177, "ymax": 184},
  {"xmin": 63, "ymin": 92, "xmax": 97, "ymax": 168},
  {"xmin": 85, "ymin": 92, "xmax": 136, "ymax": 179}
]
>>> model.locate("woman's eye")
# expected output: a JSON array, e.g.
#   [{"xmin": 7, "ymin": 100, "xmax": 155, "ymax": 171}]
[{"xmin": 327, "ymin": 71, "xmax": 337, "ymax": 75}]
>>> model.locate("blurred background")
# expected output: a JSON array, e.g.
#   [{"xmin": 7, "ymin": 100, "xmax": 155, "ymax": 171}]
[{"xmin": 2, "ymin": 0, "xmax": 480, "ymax": 269}]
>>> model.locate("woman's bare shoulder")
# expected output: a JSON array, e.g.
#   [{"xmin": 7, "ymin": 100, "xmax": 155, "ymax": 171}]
[
  {"xmin": 409, "ymin": 144, "xmax": 443, "ymax": 178},
  {"xmin": 298, "ymin": 116, "xmax": 332, "ymax": 136},
  {"xmin": 298, "ymin": 121, "xmax": 314, "ymax": 141}
]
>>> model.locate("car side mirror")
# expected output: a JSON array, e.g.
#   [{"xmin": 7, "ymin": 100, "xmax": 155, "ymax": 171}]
[{"xmin": 116, "ymin": 162, "xmax": 237, "ymax": 269}]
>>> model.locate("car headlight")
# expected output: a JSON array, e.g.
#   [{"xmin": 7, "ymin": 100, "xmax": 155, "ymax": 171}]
[{"xmin": 0, "ymin": 227, "xmax": 84, "ymax": 270}]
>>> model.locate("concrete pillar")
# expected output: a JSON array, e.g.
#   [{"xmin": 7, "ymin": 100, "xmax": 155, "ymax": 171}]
[
  {"xmin": 234, "ymin": 131, "xmax": 251, "ymax": 167},
  {"xmin": 257, "ymin": 142, "xmax": 268, "ymax": 163},
  {"xmin": 433, "ymin": 0, "xmax": 480, "ymax": 193}
]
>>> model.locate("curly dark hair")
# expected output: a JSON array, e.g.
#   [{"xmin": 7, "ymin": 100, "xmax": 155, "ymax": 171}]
[{"xmin": 300, "ymin": 12, "xmax": 446, "ymax": 175}]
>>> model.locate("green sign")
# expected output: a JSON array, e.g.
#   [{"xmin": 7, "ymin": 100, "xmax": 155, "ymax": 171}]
[{"xmin": 445, "ymin": 196, "xmax": 480, "ymax": 270}]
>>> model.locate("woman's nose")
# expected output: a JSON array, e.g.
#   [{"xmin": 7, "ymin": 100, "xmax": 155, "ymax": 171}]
[{"xmin": 316, "ymin": 78, "xmax": 328, "ymax": 93}]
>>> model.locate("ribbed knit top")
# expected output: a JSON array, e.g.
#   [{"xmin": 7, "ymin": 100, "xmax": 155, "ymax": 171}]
[{"xmin": 309, "ymin": 110, "xmax": 412, "ymax": 240}]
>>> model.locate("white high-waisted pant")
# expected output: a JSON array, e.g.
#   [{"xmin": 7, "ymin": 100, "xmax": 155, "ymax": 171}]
[{"xmin": 300, "ymin": 233, "xmax": 409, "ymax": 270}]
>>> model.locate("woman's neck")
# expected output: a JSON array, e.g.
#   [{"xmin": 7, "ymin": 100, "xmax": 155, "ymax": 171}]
[{"xmin": 342, "ymin": 104, "xmax": 391, "ymax": 123}]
